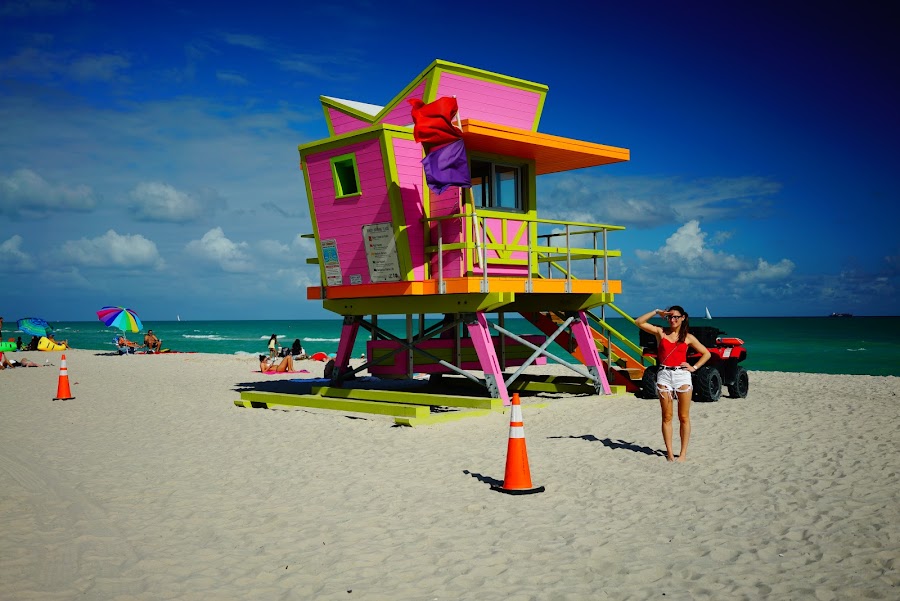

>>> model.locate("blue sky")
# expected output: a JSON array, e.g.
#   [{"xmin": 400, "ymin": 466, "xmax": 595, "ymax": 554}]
[{"xmin": 1, "ymin": 0, "xmax": 897, "ymax": 322}]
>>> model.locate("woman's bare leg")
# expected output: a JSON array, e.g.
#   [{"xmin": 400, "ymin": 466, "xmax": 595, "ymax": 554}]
[
  {"xmin": 675, "ymin": 386, "xmax": 692, "ymax": 462},
  {"xmin": 274, "ymin": 356, "xmax": 294, "ymax": 372},
  {"xmin": 658, "ymin": 387, "xmax": 675, "ymax": 461}
]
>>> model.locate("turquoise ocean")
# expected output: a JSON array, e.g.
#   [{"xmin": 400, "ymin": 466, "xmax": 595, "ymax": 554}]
[{"xmin": 13, "ymin": 316, "xmax": 899, "ymax": 377}]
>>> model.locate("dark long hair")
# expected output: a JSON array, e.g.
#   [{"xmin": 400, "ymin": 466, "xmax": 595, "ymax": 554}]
[{"xmin": 668, "ymin": 305, "xmax": 689, "ymax": 343}]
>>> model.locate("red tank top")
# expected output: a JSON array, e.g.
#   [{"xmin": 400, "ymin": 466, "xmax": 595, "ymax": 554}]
[{"xmin": 659, "ymin": 337, "xmax": 688, "ymax": 367}]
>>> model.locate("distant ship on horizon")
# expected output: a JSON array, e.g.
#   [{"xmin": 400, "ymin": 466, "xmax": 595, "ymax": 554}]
[{"xmin": 829, "ymin": 312, "xmax": 853, "ymax": 318}]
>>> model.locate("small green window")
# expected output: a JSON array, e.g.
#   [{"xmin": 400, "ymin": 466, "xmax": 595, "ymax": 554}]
[{"xmin": 330, "ymin": 153, "xmax": 361, "ymax": 198}]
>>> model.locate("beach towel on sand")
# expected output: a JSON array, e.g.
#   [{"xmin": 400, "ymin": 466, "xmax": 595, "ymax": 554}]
[{"xmin": 256, "ymin": 370, "xmax": 310, "ymax": 375}]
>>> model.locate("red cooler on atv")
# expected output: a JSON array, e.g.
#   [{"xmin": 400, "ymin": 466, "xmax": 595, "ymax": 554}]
[{"xmin": 638, "ymin": 326, "xmax": 749, "ymax": 402}]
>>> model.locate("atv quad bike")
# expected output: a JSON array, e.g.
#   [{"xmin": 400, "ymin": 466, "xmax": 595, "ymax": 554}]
[{"xmin": 638, "ymin": 326, "xmax": 748, "ymax": 402}]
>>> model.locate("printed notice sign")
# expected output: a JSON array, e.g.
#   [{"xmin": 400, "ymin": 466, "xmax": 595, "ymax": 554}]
[
  {"xmin": 362, "ymin": 222, "xmax": 401, "ymax": 283},
  {"xmin": 321, "ymin": 238, "xmax": 342, "ymax": 286}
]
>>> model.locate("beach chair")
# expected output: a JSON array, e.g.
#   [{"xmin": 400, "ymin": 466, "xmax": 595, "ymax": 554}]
[{"xmin": 114, "ymin": 336, "xmax": 135, "ymax": 355}]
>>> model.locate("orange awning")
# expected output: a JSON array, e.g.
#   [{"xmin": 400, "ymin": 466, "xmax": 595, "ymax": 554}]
[{"xmin": 460, "ymin": 119, "xmax": 630, "ymax": 175}]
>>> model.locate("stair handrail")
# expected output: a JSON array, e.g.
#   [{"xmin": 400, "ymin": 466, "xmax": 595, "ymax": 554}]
[{"xmin": 584, "ymin": 309, "xmax": 655, "ymax": 366}]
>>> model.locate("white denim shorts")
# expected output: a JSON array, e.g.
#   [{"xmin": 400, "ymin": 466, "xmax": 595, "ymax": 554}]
[{"xmin": 656, "ymin": 367, "xmax": 693, "ymax": 395}]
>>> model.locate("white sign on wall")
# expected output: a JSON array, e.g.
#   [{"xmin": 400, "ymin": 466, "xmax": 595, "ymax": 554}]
[
  {"xmin": 362, "ymin": 222, "xmax": 401, "ymax": 283},
  {"xmin": 321, "ymin": 238, "xmax": 342, "ymax": 286}
]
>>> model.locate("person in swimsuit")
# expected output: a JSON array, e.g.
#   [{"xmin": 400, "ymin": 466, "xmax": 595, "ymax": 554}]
[
  {"xmin": 144, "ymin": 330, "xmax": 162, "ymax": 353},
  {"xmin": 259, "ymin": 354, "xmax": 295, "ymax": 373},
  {"xmin": 636, "ymin": 306, "xmax": 711, "ymax": 462},
  {"xmin": 268, "ymin": 334, "xmax": 278, "ymax": 359}
]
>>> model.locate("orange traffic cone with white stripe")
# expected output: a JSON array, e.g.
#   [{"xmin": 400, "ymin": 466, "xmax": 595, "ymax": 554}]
[
  {"xmin": 52, "ymin": 354, "xmax": 75, "ymax": 401},
  {"xmin": 491, "ymin": 393, "xmax": 544, "ymax": 495}
]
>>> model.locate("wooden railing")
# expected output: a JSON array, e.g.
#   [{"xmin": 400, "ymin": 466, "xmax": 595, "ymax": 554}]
[{"xmin": 423, "ymin": 212, "xmax": 624, "ymax": 294}]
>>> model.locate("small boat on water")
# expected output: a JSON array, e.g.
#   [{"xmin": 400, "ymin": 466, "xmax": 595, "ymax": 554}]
[
  {"xmin": 829, "ymin": 312, "xmax": 853, "ymax": 318},
  {"xmin": 705, "ymin": 306, "xmax": 712, "ymax": 319}
]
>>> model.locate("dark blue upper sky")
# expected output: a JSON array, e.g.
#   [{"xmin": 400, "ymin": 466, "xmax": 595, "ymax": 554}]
[{"xmin": 1, "ymin": 0, "xmax": 897, "ymax": 320}]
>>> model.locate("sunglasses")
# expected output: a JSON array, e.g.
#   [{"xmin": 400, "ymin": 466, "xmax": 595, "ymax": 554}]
[{"xmin": 667, "ymin": 315, "xmax": 684, "ymax": 321}]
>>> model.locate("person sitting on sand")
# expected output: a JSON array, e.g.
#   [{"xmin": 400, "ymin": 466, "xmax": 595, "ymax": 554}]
[
  {"xmin": 0, "ymin": 351, "xmax": 12, "ymax": 369},
  {"xmin": 259, "ymin": 354, "xmax": 295, "ymax": 373},
  {"xmin": 143, "ymin": 329, "xmax": 162, "ymax": 353},
  {"xmin": 47, "ymin": 333, "xmax": 69, "ymax": 348},
  {"xmin": 290, "ymin": 338, "xmax": 307, "ymax": 359}
]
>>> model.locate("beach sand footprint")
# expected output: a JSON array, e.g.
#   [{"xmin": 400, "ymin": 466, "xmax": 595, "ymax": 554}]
[{"xmin": 0, "ymin": 451, "xmax": 146, "ymax": 598}]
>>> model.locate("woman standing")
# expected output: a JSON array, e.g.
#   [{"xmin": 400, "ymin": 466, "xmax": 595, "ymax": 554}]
[
  {"xmin": 267, "ymin": 334, "xmax": 278, "ymax": 359},
  {"xmin": 636, "ymin": 306, "xmax": 711, "ymax": 462}
]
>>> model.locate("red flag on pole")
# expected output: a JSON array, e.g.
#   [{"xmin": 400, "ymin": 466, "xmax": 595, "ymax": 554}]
[{"xmin": 409, "ymin": 97, "xmax": 471, "ymax": 194}]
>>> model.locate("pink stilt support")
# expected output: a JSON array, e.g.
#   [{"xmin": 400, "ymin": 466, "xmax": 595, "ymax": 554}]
[
  {"xmin": 572, "ymin": 311, "xmax": 612, "ymax": 395},
  {"xmin": 334, "ymin": 316, "xmax": 361, "ymax": 381},
  {"xmin": 466, "ymin": 313, "xmax": 511, "ymax": 405}
]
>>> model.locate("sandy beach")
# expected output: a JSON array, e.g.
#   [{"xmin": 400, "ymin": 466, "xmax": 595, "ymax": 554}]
[{"xmin": 0, "ymin": 349, "xmax": 897, "ymax": 600}]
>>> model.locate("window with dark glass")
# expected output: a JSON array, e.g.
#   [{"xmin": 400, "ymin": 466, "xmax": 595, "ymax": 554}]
[
  {"xmin": 470, "ymin": 159, "xmax": 525, "ymax": 211},
  {"xmin": 330, "ymin": 153, "xmax": 361, "ymax": 198}
]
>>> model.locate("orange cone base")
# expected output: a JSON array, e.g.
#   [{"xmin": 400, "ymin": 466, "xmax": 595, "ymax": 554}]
[
  {"xmin": 491, "ymin": 483, "xmax": 545, "ymax": 495},
  {"xmin": 53, "ymin": 396, "xmax": 75, "ymax": 401}
]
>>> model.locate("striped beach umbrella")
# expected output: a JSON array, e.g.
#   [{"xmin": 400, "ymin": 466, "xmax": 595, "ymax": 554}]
[{"xmin": 96, "ymin": 306, "xmax": 143, "ymax": 333}]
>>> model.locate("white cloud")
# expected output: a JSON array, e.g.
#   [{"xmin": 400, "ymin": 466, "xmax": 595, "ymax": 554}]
[
  {"xmin": 220, "ymin": 33, "xmax": 268, "ymax": 51},
  {"xmin": 539, "ymin": 173, "xmax": 781, "ymax": 228},
  {"xmin": 0, "ymin": 168, "xmax": 97, "ymax": 217},
  {"xmin": 185, "ymin": 227, "xmax": 253, "ymax": 272},
  {"xmin": 258, "ymin": 239, "xmax": 290, "ymax": 258},
  {"xmin": 60, "ymin": 229, "xmax": 165, "ymax": 269},
  {"xmin": 0, "ymin": 48, "xmax": 128, "ymax": 82},
  {"xmin": 735, "ymin": 258, "xmax": 795, "ymax": 283},
  {"xmin": 292, "ymin": 233, "xmax": 317, "ymax": 254},
  {"xmin": 68, "ymin": 53, "xmax": 130, "ymax": 82},
  {"xmin": 129, "ymin": 182, "xmax": 212, "ymax": 222},
  {"xmin": 0, "ymin": 235, "xmax": 36, "ymax": 271},
  {"xmin": 634, "ymin": 220, "xmax": 747, "ymax": 279},
  {"xmin": 216, "ymin": 70, "xmax": 248, "ymax": 85}
]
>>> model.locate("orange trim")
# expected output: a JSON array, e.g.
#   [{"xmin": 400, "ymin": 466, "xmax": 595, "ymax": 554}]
[
  {"xmin": 460, "ymin": 119, "xmax": 630, "ymax": 175},
  {"xmin": 307, "ymin": 277, "xmax": 621, "ymax": 300}
]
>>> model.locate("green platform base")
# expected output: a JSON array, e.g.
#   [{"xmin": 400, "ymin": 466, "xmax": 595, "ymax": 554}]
[{"xmin": 234, "ymin": 389, "xmax": 501, "ymax": 427}]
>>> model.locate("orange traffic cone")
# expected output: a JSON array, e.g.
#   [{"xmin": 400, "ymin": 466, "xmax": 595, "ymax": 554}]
[
  {"xmin": 52, "ymin": 354, "xmax": 75, "ymax": 401},
  {"xmin": 491, "ymin": 393, "xmax": 544, "ymax": 495}
]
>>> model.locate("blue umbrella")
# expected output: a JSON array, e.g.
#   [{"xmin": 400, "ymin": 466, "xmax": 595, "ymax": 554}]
[{"xmin": 17, "ymin": 317, "xmax": 53, "ymax": 338}]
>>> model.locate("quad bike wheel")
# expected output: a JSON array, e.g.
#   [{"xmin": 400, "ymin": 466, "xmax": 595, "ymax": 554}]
[
  {"xmin": 727, "ymin": 366, "xmax": 749, "ymax": 398},
  {"xmin": 640, "ymin": 365, "xmax": 660, "ymax": 399},
  {"xmin": 693, "ymin": 366, "xmax": 722, "ymax": 402}
]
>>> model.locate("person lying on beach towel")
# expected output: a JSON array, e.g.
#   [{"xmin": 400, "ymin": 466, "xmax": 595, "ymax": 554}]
[
  {"xmin": 8, "ymin": 356, "xmax": 42, "ymax": 367},
  {"xmin": 259, "ymin": 354, "xmax": 296, "ymax": 373}
]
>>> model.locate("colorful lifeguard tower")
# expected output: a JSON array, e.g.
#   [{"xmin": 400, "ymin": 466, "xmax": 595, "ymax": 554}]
[{"xmin": 297, "ymin": 60, "xmax": 651, "ymax": 409}]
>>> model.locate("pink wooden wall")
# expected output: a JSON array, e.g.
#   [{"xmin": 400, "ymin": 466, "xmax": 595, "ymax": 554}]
[
  {"xmin": 473, "ymin": 217, "xmax": 528, "ymax": 276},
  {"xmin": 429, "ymin": 189, "xmax": 465, "ymax": 278},
  {"xmin": 306, "ymin": 139, "xmax": 392, "ymax": 285},
  {"xmin": 378, "ymin": 81, "xmax": 426, "ymax": 127},
  {"xmin": 328, "ymin": 108, "xmax": 372, "ymax": 136},
  {"xmin": 435, "ymin": 73, "xmax": 541, "ymax": 130},
  {"xmin": 327, "ymin": 81, "xmax": 427, "ymax": 136},
  {"xmin": 392, "ymin": 137, "xmax": 426, "ymax": 281}
]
